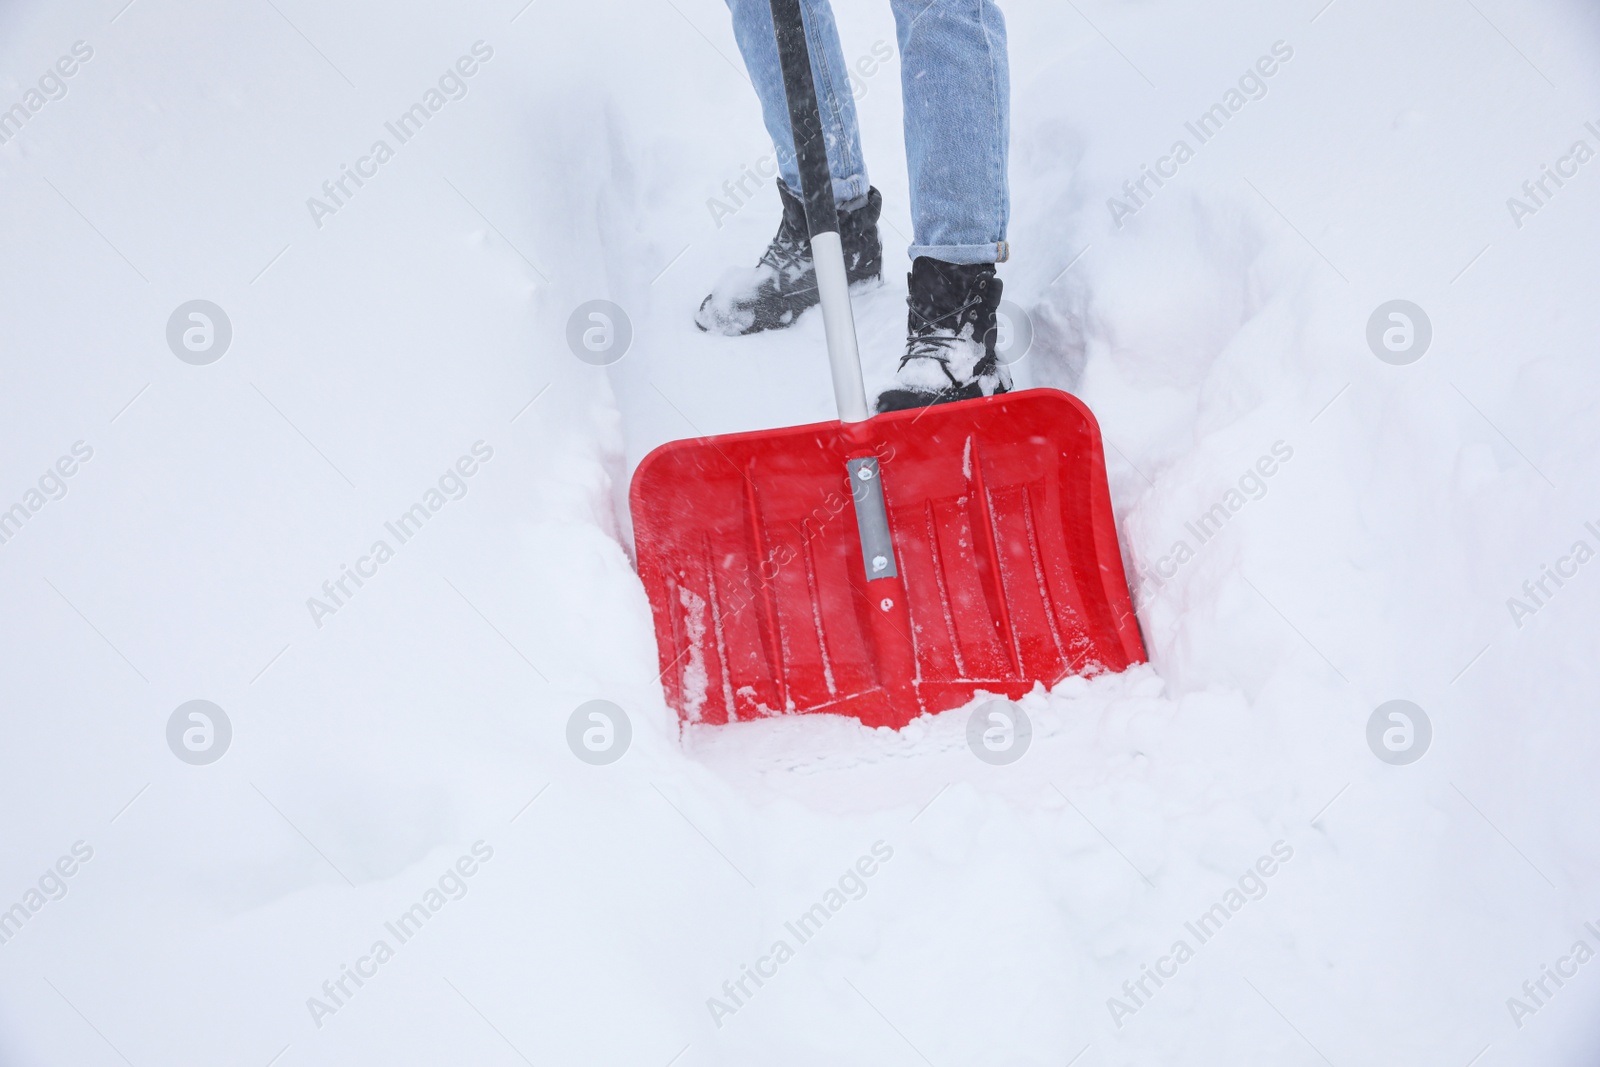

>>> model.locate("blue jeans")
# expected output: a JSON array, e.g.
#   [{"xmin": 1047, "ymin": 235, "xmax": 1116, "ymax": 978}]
[{"xmin": 725, "ymin": 0, "xmax": 1010, "ymax": 265}]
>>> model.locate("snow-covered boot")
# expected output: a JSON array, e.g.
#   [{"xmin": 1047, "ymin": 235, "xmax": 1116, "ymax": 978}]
[
  {"xmin": 695, "ymin": 180, "xmax": 882, "ymax": 335},
  {"xmin": 874, "ymin": 257, "xmax": 1011, "ymax": 413}
]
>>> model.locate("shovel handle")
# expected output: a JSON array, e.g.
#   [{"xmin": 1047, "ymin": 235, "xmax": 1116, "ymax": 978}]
[{"xmin": 768, "ymin": 0, "xmax": 870, "ymax": 424}]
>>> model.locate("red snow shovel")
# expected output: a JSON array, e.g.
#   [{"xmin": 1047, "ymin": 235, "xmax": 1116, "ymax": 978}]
[{"xmin": 629, "ymin": 0, "xmax": 1145, "ymax": 729}]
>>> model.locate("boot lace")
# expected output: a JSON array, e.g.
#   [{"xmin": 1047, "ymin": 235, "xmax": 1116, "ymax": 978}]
[
  {"xmin": 899, "ymin": 294, "xmax": 984, "ymax": 373},
  {"xmin": 758, "ymin": 218, "xmax": 811, "ymax": 281}
]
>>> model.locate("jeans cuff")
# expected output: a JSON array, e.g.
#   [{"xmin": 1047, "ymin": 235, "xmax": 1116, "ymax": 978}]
[
  {"xmin": 909, "ymin": 240, "xmax": 1010, "ymax": 265},
  {"xmin": 781, "ymin": 174, "xmax": 870, "ymax": 212},
  {"xmin": 835, "ymin": 174, "xmax": 870, "ymax": 211}
]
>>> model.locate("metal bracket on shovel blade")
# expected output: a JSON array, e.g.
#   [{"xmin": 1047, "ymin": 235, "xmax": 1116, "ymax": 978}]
[{"xmin": 846, "ymin": 457, "xmax": 897, "ymax": 580}]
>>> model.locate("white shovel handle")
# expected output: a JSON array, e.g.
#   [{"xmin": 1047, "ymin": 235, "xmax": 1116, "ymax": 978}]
[{"xmin": 767, "ymin": 0, "xmax": 870, "ymax": 424}]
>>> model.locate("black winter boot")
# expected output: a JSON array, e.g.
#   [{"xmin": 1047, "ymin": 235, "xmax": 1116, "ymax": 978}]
[
  {"xmin": 874, "ymin": 257, "xmax": 1012, "ymax": 413},
  {"xmin": 696, "ymin": 180, "xmax": 882, "ymax": 335}
]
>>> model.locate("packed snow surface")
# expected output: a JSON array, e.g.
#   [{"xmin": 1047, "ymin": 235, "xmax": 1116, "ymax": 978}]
[{"xmin": 2, "ymin": 0, "xmax": 1599, "ymax": 1064}]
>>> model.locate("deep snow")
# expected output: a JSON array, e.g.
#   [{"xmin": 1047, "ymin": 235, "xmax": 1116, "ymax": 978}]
[{"xmin": 2, "ymin": 0, "xmax": 1599, "ymax": 1064}]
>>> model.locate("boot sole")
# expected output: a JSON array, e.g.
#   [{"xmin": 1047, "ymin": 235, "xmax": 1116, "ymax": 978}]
[{"xmin": 874, "ymin": 381, "xmax": 1010, "ymax": 415}]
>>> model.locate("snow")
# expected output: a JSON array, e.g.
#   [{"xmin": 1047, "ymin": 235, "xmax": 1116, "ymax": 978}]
[{"xmin": 2, "ymin": 0, "xmax": 1598, "ymax": 1064}]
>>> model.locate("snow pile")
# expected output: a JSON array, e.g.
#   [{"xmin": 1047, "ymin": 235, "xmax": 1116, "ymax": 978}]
[{"xmin": 1, "ymin": 0, "xmax": 1597, "ymax": 1065}]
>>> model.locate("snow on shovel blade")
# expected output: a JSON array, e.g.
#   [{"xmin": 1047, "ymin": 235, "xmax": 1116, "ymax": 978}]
[{"xmin": 630, "ymin": 388, "xmax": 1146, "ymax": 730}]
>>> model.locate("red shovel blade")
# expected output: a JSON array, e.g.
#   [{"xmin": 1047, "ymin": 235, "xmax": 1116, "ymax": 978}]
[{"xmin": 630, "ymin": 388, "xmax": 1146, "ymax": 730}]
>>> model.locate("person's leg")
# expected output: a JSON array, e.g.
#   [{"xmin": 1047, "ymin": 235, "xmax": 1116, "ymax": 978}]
[
  {"xmin": 889, "ymin": 0, "xmax": 1010, "ymax": 264},
  {"xmin": 698, "ymin": 0, "xmax": 883, "ymax": 335},
  {"xmin": 725, "ymin": 0, "xmax": 870, "ymax": 208},
  {"xmin": 874, "ymin": 0, "xmax": 1010, "ymax": 412}
]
